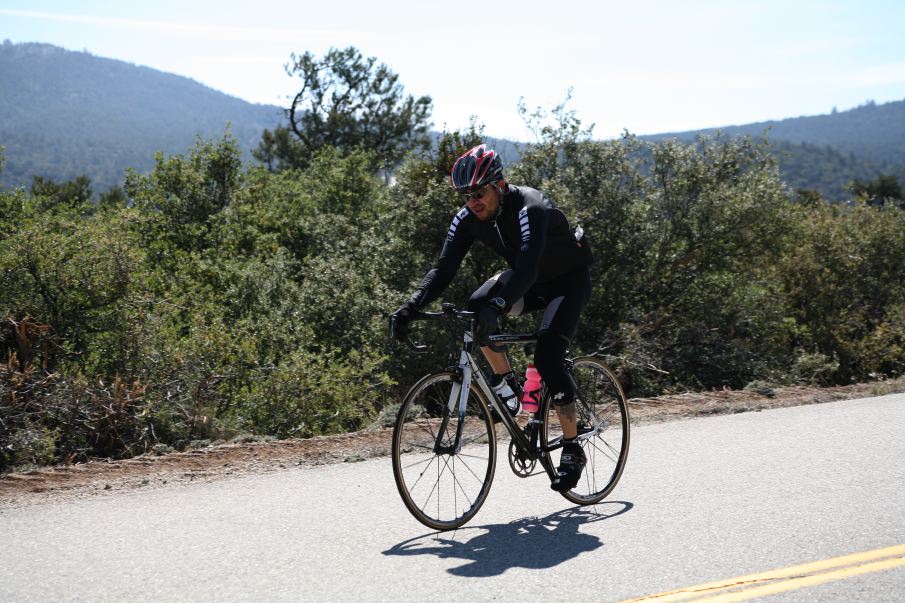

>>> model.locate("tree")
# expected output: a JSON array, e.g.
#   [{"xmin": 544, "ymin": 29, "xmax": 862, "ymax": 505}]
[
  {"xmin": 126, "ymin": 133, "xmax": 243, "ymax": 254},
  {"xmin": 30, "ymin": 175, "xmax": 92, "ymax": 211},
  {"xmin": 98, "ymin": 185, "xmax": 128, "ymax": 210},
  {"xmin": 254, "ymin": 47, "xmax": 433, "ymax": 172},
  {"xmin": 795, "ymin": 188, "xmax": 825, "ymax": 207},
  {"xmin": 850, "ymin": 174, "xmax": 903, "ymax": 207}
]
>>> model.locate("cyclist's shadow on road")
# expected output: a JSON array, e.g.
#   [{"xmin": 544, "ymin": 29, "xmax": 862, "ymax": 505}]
[{"xmin": 383, "ymin": 501, "xmax": 633, "ymax": 577}]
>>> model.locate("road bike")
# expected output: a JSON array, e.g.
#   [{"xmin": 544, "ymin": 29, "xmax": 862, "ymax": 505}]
[{"xmin": 390, "ymin": 303, "xmax": 630, "ymax": 531}]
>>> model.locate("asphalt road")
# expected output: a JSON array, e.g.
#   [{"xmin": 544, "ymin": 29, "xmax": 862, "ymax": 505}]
[{"xmin": 2, "ymin": 394, "xmax": 904, "ymax": 602}]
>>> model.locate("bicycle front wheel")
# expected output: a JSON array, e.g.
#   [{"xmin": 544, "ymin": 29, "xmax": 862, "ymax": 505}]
[
  {"xmin": 391, "ymin": 371, "xmax": 497, "ymax": 531},
  {"xmin": 541, "ymin": 357, "xmax": 630, "ymax": 505}
]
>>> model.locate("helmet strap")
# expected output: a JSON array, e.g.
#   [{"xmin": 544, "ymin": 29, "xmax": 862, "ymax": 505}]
[
  {"xmin": 491, "ymin": 182, "xmax": 505, "ymax": 218},
  {"xmin": 490, "ymin": 182, "xmax": 503, "ymax": 220}
]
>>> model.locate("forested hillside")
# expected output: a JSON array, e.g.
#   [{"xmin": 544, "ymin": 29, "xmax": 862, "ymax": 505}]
[
  {"xmin": 2, "ymin": 42, "xmax": 904, "ymax": 200},
  {"xmin": 651, "ymin": 98, "xmax": 905, "ymax": 164},
  {"xmin": 770, "ymin": 139, "xmax": 903, "ymax": 200},
  {"xmin": 0, "ymin": 41, "xmax": 282, "ymax": 192},
  {"xmin": 647, "ymin": 98, "xmax": 905, "ymax": 198}
]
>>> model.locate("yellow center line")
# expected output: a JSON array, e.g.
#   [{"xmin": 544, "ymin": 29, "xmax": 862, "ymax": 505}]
[
  {"xmin": 694, "ymin": 556, "xmax": 905, "ymax": 602},
  {"xmin": 622, "ymin": 543, "xmax": 905, "ymax": 603}
]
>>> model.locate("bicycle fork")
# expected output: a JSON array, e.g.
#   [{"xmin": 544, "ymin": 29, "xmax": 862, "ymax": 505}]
[
  {"xmin": 433, "ymin": 330, "xmax": 481, "ymax": 455},
  {"xmin": 433, "ymin": 351, "xmax": 470, "ymax": 455}
]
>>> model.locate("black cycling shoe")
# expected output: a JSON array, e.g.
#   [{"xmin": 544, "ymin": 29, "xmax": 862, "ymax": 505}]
[{"xmin": 551, "ymin": 442, "xmax": 586, "ymax": 492}]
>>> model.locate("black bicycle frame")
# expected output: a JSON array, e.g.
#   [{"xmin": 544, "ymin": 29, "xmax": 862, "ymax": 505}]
[
  {"xmin": 400, "ymin": 306, "xmax": 565, "ymax": 480},
  {"xmin": 453, "ymin": 328, "xmax": 561, "ymax": 479}
]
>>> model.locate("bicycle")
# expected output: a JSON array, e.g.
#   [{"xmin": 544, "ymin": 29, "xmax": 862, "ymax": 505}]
[{"xmin": 390, "ymin": 303, "xmax": 630, "ymax": 531}]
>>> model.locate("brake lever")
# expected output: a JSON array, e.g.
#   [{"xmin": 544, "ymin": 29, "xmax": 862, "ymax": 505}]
[
  {"xmin": 405, "ymin": 339, "xmax": 430, "ymax": 354},
  {"xmin": 389, "ymin": 313, "xmax": 430, "ymax": 353}
]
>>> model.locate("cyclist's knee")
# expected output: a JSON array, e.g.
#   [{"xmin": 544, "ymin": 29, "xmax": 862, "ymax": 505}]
[
  {"xmin": 467, "ymin": 273, "xmax": 506, "ymax": 311},
  {"xmin": 534, "ymin": 332, "xmax": 574, "ymax": 406}
]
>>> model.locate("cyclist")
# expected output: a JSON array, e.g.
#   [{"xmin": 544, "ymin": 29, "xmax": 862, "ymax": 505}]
[{"xmin": 390, "ymin": 143, "xmax": 593, "ymax": 492}]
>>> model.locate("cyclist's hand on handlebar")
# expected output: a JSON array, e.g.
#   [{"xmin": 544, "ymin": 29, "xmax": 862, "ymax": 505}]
[{"xmin": 389, "ymin": 301, "xmax": 417, "ymax": 341}]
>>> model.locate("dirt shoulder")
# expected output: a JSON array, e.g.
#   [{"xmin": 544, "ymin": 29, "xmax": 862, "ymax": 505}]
[{"xmin": 2, "ymin": 379, "xmax": 902, "ymax": 509}]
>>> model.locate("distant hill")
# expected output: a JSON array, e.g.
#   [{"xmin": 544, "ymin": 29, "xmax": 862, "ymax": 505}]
[
  {"xmin": 769, "ymin": 139, "xmax": 904, "ymax": 200},
  {"xmin": 649, "ymin": 99, "xmax": 905, "ymax": 167},
  {"xmin": 645, "ymin": 98, "xmax": 905, "ymax": 199},
  {"xmin": 0, "ymin": 41, "xmax": 283, "ymax": 192},
  {"xmin": 2, "ymin": 41, "xmax": 904, "ymax": 201}
]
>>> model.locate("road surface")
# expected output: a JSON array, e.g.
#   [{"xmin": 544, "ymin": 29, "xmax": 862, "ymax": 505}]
[{"xmin": 2, "ymin": 394, "xmax": 904, "ymax": 601}]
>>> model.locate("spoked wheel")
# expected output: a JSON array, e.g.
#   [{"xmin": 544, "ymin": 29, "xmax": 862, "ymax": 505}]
[
  {"xmin": 391, "ymin": 371, "xmax": 497, "ymax": 531},
  {"xmin": 541, "ymin": 357, "xmax": 630, "ymax": 505}
]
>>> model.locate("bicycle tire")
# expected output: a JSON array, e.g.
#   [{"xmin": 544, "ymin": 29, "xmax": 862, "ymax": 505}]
[
  {"xmin": 541, "ymin": 357, "xmax": 630, "ymax": 505},
  {"xmin": 391, "ymin": 371, "xmax": 497, "ymax": 530}
]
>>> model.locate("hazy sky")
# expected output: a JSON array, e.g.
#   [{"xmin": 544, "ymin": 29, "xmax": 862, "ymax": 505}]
[{"xmin": 2, "ymin": 0, "xmax": 904, "ymax": 140}]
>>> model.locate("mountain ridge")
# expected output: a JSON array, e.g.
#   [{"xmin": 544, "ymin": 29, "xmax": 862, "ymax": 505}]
[
  {"xmin": 2, "ymin": 41, "xmax": 903, "ymax": 200},
  {"xmin": 0, "ymin": 41, "xmax": 282, "ymax": 192},
  {"xmin": 647, "ymin": 97, "xmax": 905, "ymax": 167}
]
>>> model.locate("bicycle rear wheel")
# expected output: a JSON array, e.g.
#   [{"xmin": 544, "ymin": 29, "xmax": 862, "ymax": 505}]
[
  {"xmin": 391, "ymin": 371, "xmax": 497, "ymax": 530},
  {"xmin": 541, "ymin": 357, "xmax": 630, "ymax": 505}
]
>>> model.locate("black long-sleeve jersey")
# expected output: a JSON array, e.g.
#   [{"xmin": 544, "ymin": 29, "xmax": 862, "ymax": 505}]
[{"xmin": 409, "ymin": 185, "xmax": 592, "ymax": 309}]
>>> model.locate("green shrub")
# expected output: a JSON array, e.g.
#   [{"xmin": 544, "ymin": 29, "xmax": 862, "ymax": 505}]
[
  {"xmin": 6, "ymin": 109, "xmax": 905, "ymax": 471},
  {"xmin": 232, "ymin": 347, "xmax": 393, "ymax": 438},
  {"xmin": 6, "ymin": 422, "xmax": 58, "ymax": 469},
  {"xmin": 0, "ymin": 361, "xmax": 157, "ymax": 472},
  {"xmin": 743, "ymin": 380, "xmax": 777, "ymax": 398},
  {"xmin": 789, "ymin": 349, "xmax": 840, "ymax": 385}
]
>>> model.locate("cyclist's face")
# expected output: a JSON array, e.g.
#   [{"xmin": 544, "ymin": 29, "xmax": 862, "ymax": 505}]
[{"xmin": 464, "ymin": 184, "xmax": 500, "ymax": 221}]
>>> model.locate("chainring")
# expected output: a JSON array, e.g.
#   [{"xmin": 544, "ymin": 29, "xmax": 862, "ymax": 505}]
[{"xmin": 507, "ymin": 438, "xmax": 537, "ymax": 477}]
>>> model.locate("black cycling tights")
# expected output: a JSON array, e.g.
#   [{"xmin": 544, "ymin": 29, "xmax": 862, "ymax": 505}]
[
  {"xmin": 534, "ymin": 332, "xmax": 573, "ymax": 406},
  {"xmin": 468, "ymin": 267, "xmax": 590, "ymax": 407}
]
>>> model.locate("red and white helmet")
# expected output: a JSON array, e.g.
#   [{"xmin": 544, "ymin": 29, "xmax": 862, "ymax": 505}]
[{"xmin": 450, "ymin": 144, "xmax": 504, "ymax": 192}]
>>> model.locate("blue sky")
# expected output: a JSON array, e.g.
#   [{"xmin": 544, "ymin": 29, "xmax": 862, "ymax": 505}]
[{"xmin": 2, "ymin": 0, "xmax": 904, "ymax": 140}]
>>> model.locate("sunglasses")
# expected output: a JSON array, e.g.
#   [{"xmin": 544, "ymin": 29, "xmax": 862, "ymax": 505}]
[{"xmin": 461, "ymin": 186, "xmax": 490, "ymax": 201}]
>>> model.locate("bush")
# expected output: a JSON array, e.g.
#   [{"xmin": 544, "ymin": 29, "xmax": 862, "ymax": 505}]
[
  {"xmin": 780, "ymin": 202, "xmax": 905, "ymax": 381},
  {"xmin": 510, "ymin": 120, "xmax": 794, "ymax": 394},
  {"xmin": 232, "ymin": 348, "xmax": 393, "ymax": 438},
  {"xmin": 743, "ymin": 380, "xmax": 777, "ymax": 398},
  {"xmin": 789, "ymin": 349, "xmax": 839, "ymax": 385},
  {"xmin": 6, "ymin": 109, "xmax": 905, "ymax": 471},
  {"xmin": 0, "ymin": 357, "xmax": 156, "ymax": 472}
]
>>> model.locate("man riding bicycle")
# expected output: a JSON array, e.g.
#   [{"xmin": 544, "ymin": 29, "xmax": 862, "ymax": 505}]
[{"xmin": 390, "ymin": 144, "xmax": 593, "ymax": 492}]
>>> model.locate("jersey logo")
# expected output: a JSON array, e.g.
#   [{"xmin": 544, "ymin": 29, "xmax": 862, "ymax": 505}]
[
  {"xmin": 518, "ymin": 207, "xmax": 531, "ymax": 244},
  {"xmin": 447, "ymin": 206, "xmax": 470, "ymax": 241}
]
